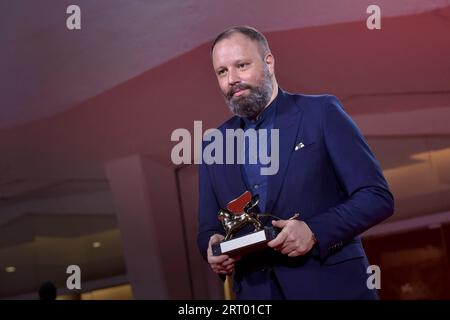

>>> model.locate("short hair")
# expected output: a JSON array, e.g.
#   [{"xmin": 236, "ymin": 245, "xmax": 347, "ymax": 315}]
[{"xmin": 211, "ymin": 26, "xmax": 270, "ymax": 58}]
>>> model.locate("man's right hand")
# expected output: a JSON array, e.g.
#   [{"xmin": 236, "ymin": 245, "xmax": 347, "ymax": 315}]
[{"xmin": 207, "ymin": 234, "xmax": 241, "ymax": 275}]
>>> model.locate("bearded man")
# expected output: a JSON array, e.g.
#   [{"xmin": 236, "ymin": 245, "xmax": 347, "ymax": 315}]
[{"xmin": 197, "ymin": 26, "xmax": 394, "ymax": 300}]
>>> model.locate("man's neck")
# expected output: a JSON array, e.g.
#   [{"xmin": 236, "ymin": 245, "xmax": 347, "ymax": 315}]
[{"xmin": 267, "ymin": 83, "xmax": 279, "ymax": 106}]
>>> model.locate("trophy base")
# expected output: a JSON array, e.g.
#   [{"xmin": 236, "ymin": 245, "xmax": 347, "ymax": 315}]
[{"xmin": 212, "ymin": 227, "xmax": 279, "ymax": 256}]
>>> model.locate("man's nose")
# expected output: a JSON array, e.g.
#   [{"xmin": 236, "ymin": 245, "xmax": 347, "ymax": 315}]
[{"xmin": 227, "ymin": 69, "xmax": 240, "ymax": 85}]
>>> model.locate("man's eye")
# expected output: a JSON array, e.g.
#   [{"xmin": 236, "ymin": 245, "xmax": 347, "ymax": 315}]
[
  {"xmin": 217, "ymin": 70, "xmax": 226, "ymax": 76},
  {"xmin": 238, "ymin": 63, "xmax": 248, "ymax": 68}
]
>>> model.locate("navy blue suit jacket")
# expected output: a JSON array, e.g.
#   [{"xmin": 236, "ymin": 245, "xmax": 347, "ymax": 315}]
[{"xmin": 197, "ymin": 89, "xmax": 394, "ymax": 299}]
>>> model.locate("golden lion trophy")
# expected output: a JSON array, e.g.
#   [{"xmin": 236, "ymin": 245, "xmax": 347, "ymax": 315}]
[{"xmin": 212, "ymin": 191, "xmax": 281, "ymax": 256}]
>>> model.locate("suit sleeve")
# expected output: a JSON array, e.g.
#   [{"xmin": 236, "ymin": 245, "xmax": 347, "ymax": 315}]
[
  {"xmin": 197, "ymin": 161, "xmax": 223, "ymax": 261},
  {"xmin": 304, "ymin": 96, "xmax": 394, "ymax": 260}
]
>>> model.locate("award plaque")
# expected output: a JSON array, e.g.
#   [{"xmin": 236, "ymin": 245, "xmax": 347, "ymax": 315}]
[{"xmin": 212, "ymin": 191, "xmax": 280, "ymax": 256}]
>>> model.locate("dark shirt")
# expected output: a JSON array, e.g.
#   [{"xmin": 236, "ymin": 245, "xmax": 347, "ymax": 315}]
[{"xmin": 240, "ymin": 88, "xmax": 281, "ymax": 213}]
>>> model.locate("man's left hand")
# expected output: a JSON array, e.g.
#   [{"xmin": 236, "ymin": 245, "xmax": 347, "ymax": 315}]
[{"xmin": 267, "ymin": 219, "xmax": 316, "ymax": 257}]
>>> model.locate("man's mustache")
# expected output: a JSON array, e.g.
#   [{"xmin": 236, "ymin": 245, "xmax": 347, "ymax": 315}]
[{"xmin": 226, "ymin": 84, "xmax": 253, "ymax": 100}]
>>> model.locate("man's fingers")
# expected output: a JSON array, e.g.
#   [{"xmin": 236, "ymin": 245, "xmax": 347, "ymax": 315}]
[
  {"xmin": 268, "ymin": 220, "xmax": 292, "ymax": 249},
  {"xmin": 267, "ymin": 230, "xmax": 288, "ymax": 248},
  {"xmin": 272, "ymin": 219, "xmax": 289, "ymax": 228},
  {"xmin": 207, "ymin": 234, "xmax": 236, "ymax": 274},
  {"xmin": 288, "ymin": 250, "xmax": 300, "ymax": 257},
  {"xmin": 211, "ymin": 257, "xmax": 237, "ymax": 274},
  {"xmin": 208, "ymin": 254, "xmax": 228, "ymax": 264},
  {"xmin": 225, "ymin": 264, "xmax": 234, "ymax": 272},
  {"xmin": 207, "ymin": 234, "xmax": 227, "ymax": 259},
  {"xmin": 215, "ymin": 263, "xmax": 234, "ymax": 273},
  {"xmin": 222, "ymin": 258, "xmax": 237, "ymax": 267},
  {"xmin": 209, "ymin": 234, "xmax": 224, "ymax": 246},
  {"xmin": 216, "ymin": 265, "xmax": 233, "ymax": 273},
  {"xmin": 281, "ymin": 243, "xmax": 296, "ymax": 255}
]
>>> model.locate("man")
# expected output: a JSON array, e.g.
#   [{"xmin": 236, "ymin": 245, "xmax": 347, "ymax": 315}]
[{"xmin": 197, "ymin": 26, "xmax": 394, "ymax": 299}]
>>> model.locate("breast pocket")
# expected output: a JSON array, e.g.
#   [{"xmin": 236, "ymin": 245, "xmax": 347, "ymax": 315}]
[
  {"xmin": 291, "ymin": 141, "xmax": 319, "ymax": 159},
  {"xmin": 286, "ymin": 140, "xmax": 322, "ymax": 189}
]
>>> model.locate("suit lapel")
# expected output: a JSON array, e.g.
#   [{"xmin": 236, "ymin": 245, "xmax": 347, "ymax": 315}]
[{"xmin": 265, "ymin": 91, "xmax": 304, "ymax": 214}]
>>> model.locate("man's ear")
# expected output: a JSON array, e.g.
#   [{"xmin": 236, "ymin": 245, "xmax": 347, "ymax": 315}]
[{"xmin": 265, "ymin": 53, "xmax": 275, "ymax": 75}]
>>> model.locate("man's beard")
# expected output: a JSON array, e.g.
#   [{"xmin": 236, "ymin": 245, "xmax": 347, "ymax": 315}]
[{"xmin": 224, "ymin": 68, "xmax": 273, "ymax": 119}]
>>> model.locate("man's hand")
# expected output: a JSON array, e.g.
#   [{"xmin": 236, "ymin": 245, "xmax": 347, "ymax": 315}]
[
  {"xmin": 267, "ymin": 219, "xmax": 316, "ymax": 257},
  {"xmin": 207, "ymin": 234, "xmax": 241, "ymax": 275}
]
